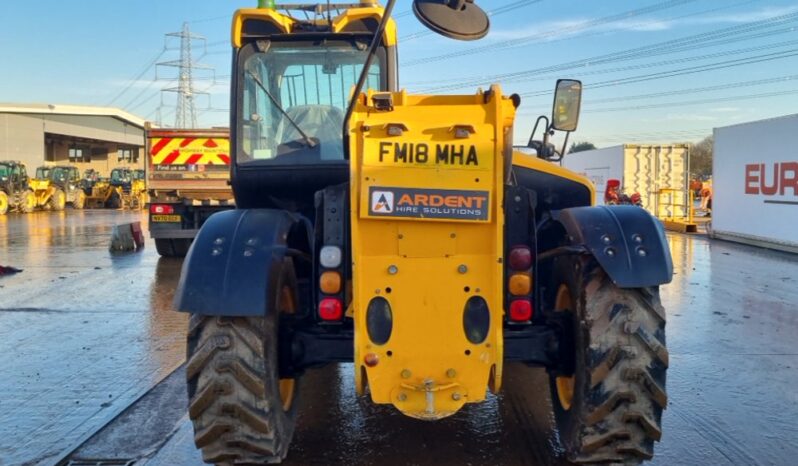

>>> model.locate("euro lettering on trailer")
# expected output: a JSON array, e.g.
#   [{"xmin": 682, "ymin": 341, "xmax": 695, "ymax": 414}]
[
  {"xmin": 369, "ymin": 187, "xmax": 489, "ymax": 221},
  {"xmin": 377, "ymin": 142, "xmax": 480, "ymax": 167}
]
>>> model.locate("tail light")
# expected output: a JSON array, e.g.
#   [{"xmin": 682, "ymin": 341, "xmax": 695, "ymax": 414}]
[
  {"xmin": 150, "ymin": 204, "xmax": 174, "ymax": 215},
  {"xmin": 509, "ymin": 273, "xmax": 532, "ymax": 296},
  {"xmin": 319, "ymin": 298, "xmax": 343, "ymax": 321},
  {"xmin": 319, "ymin": 246, "xmax": 342, "ymax": 268},
  {"xmin": 318, "ymin": 244, "xmax": 345, "ymax": 323},
  {"xmin": 320, "ymin": 271, "xmax": 342, "ymax": 294},
  {"xmin": 509, "ymin": 299, "xmax": 533, "ymax": 322},
  {"xmin": 508, "ymin": 246, "xmax": 532, "ymax": 270},
  {"xmin": 507, "ymin": 245, "xmax": 534, "ymax": 322}
]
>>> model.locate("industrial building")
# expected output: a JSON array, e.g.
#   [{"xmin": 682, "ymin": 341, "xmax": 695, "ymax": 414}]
[{"xmin": 0, "ymin": 104, "xmax": 146, "ymax": 176}]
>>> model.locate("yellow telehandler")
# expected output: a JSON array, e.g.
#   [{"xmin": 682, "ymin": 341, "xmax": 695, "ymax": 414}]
[
  {"xmin": 31, "ymin": 166, "xmax": 86, "ymax": 210},
  {"xmin": 30, "ymin": 166, "xmax": 66, "ymax": 211},
  {"xmin": 175, "ymin": 1, "xmax": 672, "ymax": 464}
]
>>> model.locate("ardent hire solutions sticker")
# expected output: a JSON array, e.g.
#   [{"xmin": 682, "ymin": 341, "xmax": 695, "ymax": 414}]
[{"xmin": 369, "ymin": 187, "xmax": 489, "ymax": 221}]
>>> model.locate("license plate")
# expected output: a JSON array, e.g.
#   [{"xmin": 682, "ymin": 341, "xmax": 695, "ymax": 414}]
[{"xmin": 151, "ymin": 215, "xmax": 182, "ymax": 222}]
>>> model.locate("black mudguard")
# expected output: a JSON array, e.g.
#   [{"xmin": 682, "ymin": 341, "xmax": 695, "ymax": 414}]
[
  {"xmin": 174, "ymin": 209, "xmax": 309, "ymax": 316},
  {"xmin": 554, "ymin": 205, "xmax": 673, "ymax": 288}
]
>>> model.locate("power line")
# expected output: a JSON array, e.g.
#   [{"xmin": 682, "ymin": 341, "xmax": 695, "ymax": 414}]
[
  {"xmin": 418, "ymin": 8, "xmax": 798, "ymax": 92},
  {"xmin": 189, "ymin": 14, "xmax": 229, "ymax": 24},
  {"xmin": 122, "ymin": 78, "xmax": 160, "ymax": 111},
  {"xmin": 400, "ymin": 0, "xmax": 543, "ymax": 41},
  {"xmin": 513, "ymin": 34, "xmax": 798, "ymax": 89},
  {"xmin": 105, "ymin": 48, "xmax": 166, "ymax": 106},
  {"xmin": 521, "ymin": 73, "xmax": 798, "ymax": 116},
  {"xmin": 405, "ymin": 0, "xmax": 699, "ymax": 66},
  {"xmin": 127, "ymin": 90, "xmax": 161, "ymax": 113},
  {"xmin": 514, "ymin": 40, "xmax": 798, "ymax": 99},
  {"xmin": 581, "ymin": 88, "xmax": 798, "ymax": 113},
  {"xmin": 584, "ymin": 74, "xmax": 798, "ymax": 105},
  {"xmin": 519, "ymin": 48, "xmax": 798, "ymax": 98},
  {"xmin": 404, "ymin": 0, "xmax": 764, "ymax": 87},
  {"xmin": 578, "ymin": 129, "xmax": 713, "ymax": 144}
]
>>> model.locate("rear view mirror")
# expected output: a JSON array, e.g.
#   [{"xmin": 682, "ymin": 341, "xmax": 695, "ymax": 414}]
[
  {"xmin": 413, "ymin": 0, "xmax": 490, "ymax": 41},
  {"xmin": 551, "ymin": 79, "xmax": 582, "ymax": 132}
]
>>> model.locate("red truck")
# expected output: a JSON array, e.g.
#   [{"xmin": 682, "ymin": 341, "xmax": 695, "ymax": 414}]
[{"xmin": 146, "ymin": 127, "xmax": 234, "ymax": 257}]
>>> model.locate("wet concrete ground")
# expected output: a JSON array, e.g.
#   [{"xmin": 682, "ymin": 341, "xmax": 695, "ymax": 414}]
[{"xmin": 1, "ymin": 210, "xmax": 797, "ymax": 466}]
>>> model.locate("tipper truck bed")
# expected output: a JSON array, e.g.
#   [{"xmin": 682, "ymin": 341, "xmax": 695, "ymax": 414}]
[{"xmin": 146, "ymin": 126, "xmax": 234, "ymax": 257}]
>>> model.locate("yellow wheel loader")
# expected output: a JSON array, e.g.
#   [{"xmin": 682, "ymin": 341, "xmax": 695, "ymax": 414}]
[
  {"xmin": 175, "ymin": 1, "xmax": 672, "ymax": 464},
  {"xmin": 108, "ymin": 168, "xmax": 147, "ymax": 209},
  {"xmin": 83, "ymin": 179, "xmax": 119, "ymax": 209},
  {"xmin": 83, "ymin": 168, "xmax": 146, "ymax": 209}
]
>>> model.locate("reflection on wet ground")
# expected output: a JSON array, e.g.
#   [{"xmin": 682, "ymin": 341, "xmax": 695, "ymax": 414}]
[
  {"xmin": 0, "ymin": 211, "xmax": 187, "ymax": 465},
  {"xmin": 1, "ymin": 211, "xmax": 797, "ymax": 465}
]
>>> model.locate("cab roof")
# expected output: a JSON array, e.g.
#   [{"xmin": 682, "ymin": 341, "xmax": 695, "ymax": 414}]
[{"xmin": 232, "ymin": 3, "xmax": 397, "ymax": 47}]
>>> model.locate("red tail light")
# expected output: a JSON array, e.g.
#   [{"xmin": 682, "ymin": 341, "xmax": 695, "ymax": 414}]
[
  {"xmin": 150, "ymin": 204, "xmax": 175, "ymax": 215},
  {"xmin": 319, "ymin": 298, "xmax": 343, "ymax": 321},
  {"xmin": 509, "ymin": 299, "xmax": 533, "ymax": 322},
  {"xmin": 508, "ymin": 246, "xmax": 532, "ymax": 270}
]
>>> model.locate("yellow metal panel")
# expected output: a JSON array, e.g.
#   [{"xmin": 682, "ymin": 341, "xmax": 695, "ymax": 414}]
[
  {"xmin": 331, "ymin": 7, "xmax": 398, "ymax": 46},
  {"xmin": 232, "ymin": 6, "xmax": 396, "ymax": 48},
  {"xmin": 349, "ymin": 86, "xmax": 514, "ymax": 419},
  {"xmin": 232, "ymin": 9, "xmax": 295, "ymax": 48},
  {"xmin": 512, "ymin": 151, "xmax": 596, "ymax": 205}
]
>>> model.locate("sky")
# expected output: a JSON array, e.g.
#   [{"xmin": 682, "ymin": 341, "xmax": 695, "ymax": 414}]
[{"xmin": 1, "ymin": 0, "xmax": 797, "ymax": 147}]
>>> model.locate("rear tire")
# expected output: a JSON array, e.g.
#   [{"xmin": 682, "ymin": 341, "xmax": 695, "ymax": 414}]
[
  {"xmin": 155, "ymin": 238, "xmax": 192, "ymax": 258},
  {"xmin": 187, "ymin": 259, "xmax": 299, "ymax": 465},
  {"xmin": 108, "ymin": 191, "xmax": 122, "ymax": 209},
  {"xmin": 22, "ymin": 191, "xmax": 35, "ymax": 213},
  {"xmin": 49, "ymin": 189, "xmax": 66, "ymax": 211},
  {"xmin": 549, "ymin": 256, "xmax": 668, "ymax": 464},
  {"xmin": 155, "ymin": 239, "xmax": 175, "ymax": 257},
  {"xmin": 73, "ymin": 191, "xmax": 85, "ymax": 209}
]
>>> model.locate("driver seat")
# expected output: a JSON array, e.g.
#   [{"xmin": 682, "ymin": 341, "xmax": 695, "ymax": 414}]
[{"xmin": 275, "ymin": 105, "xmax": 345, "ymax": 161}]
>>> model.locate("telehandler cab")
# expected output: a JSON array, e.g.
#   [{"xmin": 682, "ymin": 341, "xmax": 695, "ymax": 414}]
[
  {"xmin": 176, "ymin": 1, "xmax": 672, "ymax": 464},
  {"xmin": 0, "ymin": 161, "xmax": 35, "ymax": 214}
]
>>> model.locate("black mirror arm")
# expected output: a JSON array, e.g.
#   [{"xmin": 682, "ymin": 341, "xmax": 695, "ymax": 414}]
[
  {"xmin": 528, "ymin": 115, "xmax": 549, "ymax": 147},
  {"xmin": 557, "ymin": 131, "xmax": 571, "ymax": 164}
]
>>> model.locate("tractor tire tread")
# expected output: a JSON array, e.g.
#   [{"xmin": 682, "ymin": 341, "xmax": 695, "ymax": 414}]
[
  {"xmin": 22, "ymin": 191, "xmax": 35, "ymax": 213},
  {"xmin": 187, "ymin": 313, "xmax": 290, "ymax": 464},
  {"xmin": 558, "ymin": 260, "xmax": 667, "ymax": 465},
  {"xmin": 215, "ymin": 356, "xmax": 267, "ymax": 399}
]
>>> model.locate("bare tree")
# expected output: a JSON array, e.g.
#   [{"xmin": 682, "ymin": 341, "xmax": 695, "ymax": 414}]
[{"xmin": 690, "ymin": 136, "xmax": 713, "ymax": 177}]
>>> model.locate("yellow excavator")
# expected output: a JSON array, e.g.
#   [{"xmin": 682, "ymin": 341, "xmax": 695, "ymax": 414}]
[{"xmin": 175, "ymin": 1, "xmax": 672, "ymax": 464}]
